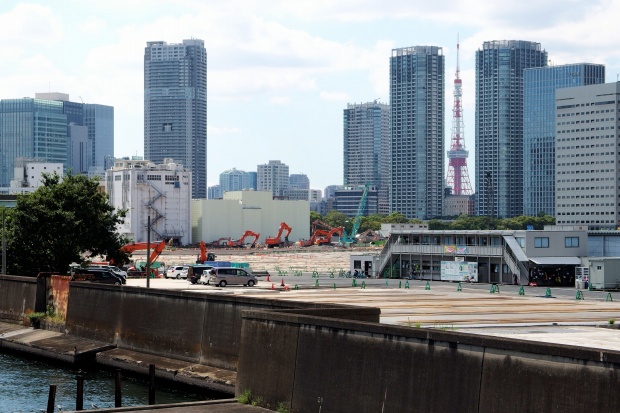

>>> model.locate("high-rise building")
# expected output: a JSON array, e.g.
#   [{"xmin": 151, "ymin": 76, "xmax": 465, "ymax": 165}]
[
  {"xmin": 475, "ymin": 40, "xmax": 547, "ymax": 218},
  {"xmin": 208, "ymin": 185, "xmax": 222, "ymax": 200},
  {"xmin": 35, "ymin": 92, "xmax": 114, "ymax": 176},
  {"xmin": 84, "ymin": 104, "xmax": 114, "ymax": 172},
  {"xmin": 555, "ymin": 82, "xmax": 620, "ymax": 230},
  {"xmin": 220, "ymin": 168, "xmax": 255, "ymax": 193},
  {"xmin": 390, "ymin": 46, "xmax": 445, "ymax": 219},
  {"xmin": 523, "ymin": 63, "xmax": 605, "ymax": 217},
  {"xmin": 343, "ymin": 101, "xmax": 390, "ymax": 214},
  {"xmin": 0, "ymin": 98, "xmax": 67, "ymax": 186},
  {"xmin": 258, "ymin": 160, "xmax": 289, "ymax": 197},
  {"xmin": 144, "ymin": 39, "xmax": 207, "ymax": 198},
  {"xmin": 289, "ymin": 173, "xmax": 310, "ymax": 190}
]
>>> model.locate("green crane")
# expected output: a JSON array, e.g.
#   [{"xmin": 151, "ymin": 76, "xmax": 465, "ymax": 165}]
[{"xmin": 341, "ymin": 183, "xmax": 370, "ymax": 245}]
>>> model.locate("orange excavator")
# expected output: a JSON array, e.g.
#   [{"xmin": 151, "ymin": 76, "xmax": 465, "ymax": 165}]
[
  {"xmin": 315, "ymin": 226, "xmax": 344, "ymax": 246},
  {"xmin": 113, "ymin": 240, "xmax": 167, "ymax": 277},
  {"xmin": 196, "ymin": 240, "xmax": 217, "ymax": 263},
  {"xmin": 265, "ymin": 222, "xmax": 292, "ymax": 248},
  {"xmin": 226, "ymin": 230, "xmax": 260, "ymax": 248},
  {"xmin": 300, "ymin": 229, "xmax": 329, "ymax": 247}
]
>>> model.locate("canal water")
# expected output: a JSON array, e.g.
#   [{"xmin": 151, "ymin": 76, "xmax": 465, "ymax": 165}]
[{"xmin": 0, "ymin": 349, "xmax": 217, "ymax": 412}]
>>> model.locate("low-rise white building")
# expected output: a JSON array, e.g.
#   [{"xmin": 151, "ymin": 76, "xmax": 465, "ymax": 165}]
[
  {"xmin": 106, "ymin": 158, "xmax": 192, "ymax": 245},
  {"xmin": 4, "ymin": 158, "xmax": 63, "ymax": 194},
  {"xmin": 192, "ymin": 190, "xmax": 309, "ymax": 245}
]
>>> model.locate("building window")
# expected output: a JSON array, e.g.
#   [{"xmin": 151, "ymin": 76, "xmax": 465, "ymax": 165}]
[
  {"xmin": 565, "ymin": 237, "xmax": 579, "ymax": 248},
  {"xmin": 516, "ymin": 237, "xmax": 525, "ymax": 248},
  {"xmin": 534, "ymin": 237, "xmax": 549, "ymax": 248}
]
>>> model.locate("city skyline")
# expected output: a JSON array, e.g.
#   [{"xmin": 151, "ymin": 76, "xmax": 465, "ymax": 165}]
[{"xmin": 1, "ymin": 1, "xmax": 619, "ymax": 190}]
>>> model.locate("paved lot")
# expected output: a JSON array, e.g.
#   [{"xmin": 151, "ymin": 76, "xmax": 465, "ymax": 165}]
[{"xmin": 125, "ymin": 248, "xmax": 620, "ymax": 351}]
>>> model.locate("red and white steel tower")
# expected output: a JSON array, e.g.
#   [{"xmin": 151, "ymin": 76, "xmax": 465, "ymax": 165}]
[{"xmin": 446, "ymin": 42, "xmax": 473, "ymax": 195}]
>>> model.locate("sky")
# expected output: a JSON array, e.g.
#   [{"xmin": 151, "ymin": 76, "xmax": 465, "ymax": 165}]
[{"xmin": 1, "ymin": 1, "xmax": 620, "ymax": 191}]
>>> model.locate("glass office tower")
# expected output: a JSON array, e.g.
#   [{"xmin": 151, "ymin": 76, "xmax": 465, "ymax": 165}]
[
  {"xmin": 475, "ymin": 40, "xmax": 547, "ymax": 218},
  {"xmin": 343, "ymin": 101, "xmax": 390, "ymax": 214},
  {"xmin": 523, "ymin": 63, "xmax": 605, "ymax": 217},
  {"xmin": 84, "ymin": 104, "xmax": 114, "ymax": 171},
  {"xmin": 144, "ymin": 39, "xmax": 207, "ymax": 198},
  {"xmin": 0, "ymin": 99, "xmax": 67, "ymax": 186},
  {"xmin": 390, "ymin": 46, "xmax": 444, "ymax": 219}
]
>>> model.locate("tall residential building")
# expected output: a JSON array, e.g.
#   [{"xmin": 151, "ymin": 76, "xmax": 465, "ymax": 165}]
[
  {"xmin": 475, "ymin": 40, "xmax": 547, "ymax": 218},
  {"xmin": 390, "ymin": 46, "xmax": 445, "ymax": 219},
  {"xmin": 555, "ymin": 82, "xmax": 620, "ymax": 230},
  {"xmin": 220, "ymin": 168, "xmax": 255, "ymax": 193},
  {"xmin": 289, "ymin": 173, "xmax": 310, "ymax": 190},
  {"xmin": 208, "ymin": 185, "xmax": 222, "ymax": 200},
  {"xmin": 0, "ymin": 98, "xmax": 67, "ymax": 186},
  {"xmin": 523, "ymin": 63, "xmax": 605, "ymax": 216},
  {"xmin": 344, "ymin": 101, "xmax": 390, "ymax": 214},
  {"xmin": 258, "ymin": 160, "xmax": 289, "ymax": 197},
  {"xmin": 144, "ymin": 39, "xmax": 207, "ymax": 198}
]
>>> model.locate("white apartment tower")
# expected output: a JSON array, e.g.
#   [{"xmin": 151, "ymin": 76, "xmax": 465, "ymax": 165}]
[
  {"xmin": 555, "ymin": 82, "xmax": 620, "ymax": 230},
  {"xmin": 106, "ymin": 158, "xmax": 192, "ymax": 245},
  {"xmin": 258, "ymin": 160, "xmax": 289, "ymax": 197}
]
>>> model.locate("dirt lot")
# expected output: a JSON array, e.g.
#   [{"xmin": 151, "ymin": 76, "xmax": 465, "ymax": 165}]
[{"xmin": 134, "ymin": 245, "xmax": 382, "ymax": 274}]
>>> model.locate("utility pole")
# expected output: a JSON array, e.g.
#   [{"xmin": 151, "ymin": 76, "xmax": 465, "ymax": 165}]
[{"xmin": 146, "ymin": 216, "xmax": 151, "ymax": 288}]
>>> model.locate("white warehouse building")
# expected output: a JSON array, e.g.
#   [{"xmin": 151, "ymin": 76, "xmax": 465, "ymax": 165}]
[
  {"xmin": 192, "ymin": 191, "xmax": 309, "ymax": 245},
  {"xmin": 106, "ymin": 158, "xmax": 192, "ymax": 245}
]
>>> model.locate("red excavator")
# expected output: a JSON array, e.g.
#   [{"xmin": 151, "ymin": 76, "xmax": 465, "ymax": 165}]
[
  {"xmin": 315, "ymin": 226, "xmax": 344, "ymax": 246},
  {"xmin": 300, "ymin": 229, "xmax": 329, "ymax": 247},
  {"xmin": 196, "ymin": 240, "xmax": 217, "ymax": 263},
  {"xmin": 226, "ymin": 230, "xmax": 260, "ymax": 248},
  {"xmin": 265, "ymin": 222, "xmax": 292, "ymax": 248},
  {"xmin": 113, "ymin": 240, "xmax": 167, "ymax": 277}
]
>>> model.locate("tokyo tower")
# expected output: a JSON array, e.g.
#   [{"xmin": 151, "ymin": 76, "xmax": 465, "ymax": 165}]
[{"xmin": 446, "ymin": 41, "xmax": 473, "ymax": 195}]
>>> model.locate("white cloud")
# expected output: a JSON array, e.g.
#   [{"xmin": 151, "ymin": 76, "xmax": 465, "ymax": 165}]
[
  {"xmin": 270, "ymin": 96, "xmax": 290, "ymax": 104},
  {"xmin": 207, "ymin": 126, "xmax": 242, "ymax": 135},
  {"xmin": 320, "ymin": 91, "xmax": 351, "ymax": 102}
]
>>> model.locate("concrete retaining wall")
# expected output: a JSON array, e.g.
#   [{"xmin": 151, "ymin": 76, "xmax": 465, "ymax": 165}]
[
  {"xmin": 0, "ymin": 275, "xmax": 38, "ymax": 323},
  {"xmin": 237, "ymin": 310, "xmax": 620, "ymax": 413},
  {"xmin": 65, "ymin": 283, "xmax": 380, "ymax": 370}
]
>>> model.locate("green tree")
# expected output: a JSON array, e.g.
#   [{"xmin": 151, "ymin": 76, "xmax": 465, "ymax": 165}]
[
  {"xmin": 6, "ymin": 173, "xmax": 129, "ymax": 276},
  {"xmin": 381, "ymin": 212, "xmax": 409, "ymax": 224},
  {"xmin": 324, "ymin": 210, "xmax": 349, "ymax": 232}
]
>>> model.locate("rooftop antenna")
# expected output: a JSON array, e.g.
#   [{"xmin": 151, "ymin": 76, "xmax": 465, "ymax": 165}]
[{"xmin": 79, "ymin": 96, "xmax": 84, "ymax": 104}]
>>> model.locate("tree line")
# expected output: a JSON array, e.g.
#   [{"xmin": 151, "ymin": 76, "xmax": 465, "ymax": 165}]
[{"xmin": 311, "ymin": 210, "xmax": 555, "ymax": 234}]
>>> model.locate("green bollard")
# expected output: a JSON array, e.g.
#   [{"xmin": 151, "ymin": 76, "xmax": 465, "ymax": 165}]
[
  {"xmin": 333, "ymin": 283, "xmax": 337, "ymax": 290},
  {"xmin": 399, "ymin": 281, "xmax": 402, "ymax": 289},
  {"xmin": 352, "ymin": 279, "xmax": 357, "ymax": 287},
  {"xmin": 361, "ymin": 281, "xmax": 366, "ymax": 289},
  {"xmin": 606, "ymin": 292, "xmax": 613, "ymax": 302},
  {"xmin": 457, "ymin": 282, "xmax": 462, "ymax": 292},
  {"xmin": 294, "ymin": 284, "xmax": 299, "ymax": 290},
  {"xmin": 315, "ymin": 279, "xmax": 319, "ymax": 288},
  {"xmin": 518, "ymin": 286, "xmax": 525, "ymax": 296},
  {"xmin": 588, "ymin": 282, "xmax": 594, "ymax": 292},
  {"xmin": 575, "ymin": 290, "xmax": 584, "ymax": 300},
  {"xmin": 545, "ymin": 287, "xmax": 552, "ymax": 298},
  {"xmin": 385, "ymin": 279, "xmax": 389, "ymax": 286},
  {"xmin": 329, "ymin": 272, "xmax": 335, "ymax": 278},
  {"xmin": 425, "ymin": 281, "xmax": 431, "ymax": 290},
  {"xmin": 405, "ymin": 281, "xmax": 410, "ymax": 289}
]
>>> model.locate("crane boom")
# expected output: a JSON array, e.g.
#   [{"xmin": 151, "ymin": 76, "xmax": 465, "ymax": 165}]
[{"xmin": 341, "ymin": 183, "xmax": 370, "ymax": 244}]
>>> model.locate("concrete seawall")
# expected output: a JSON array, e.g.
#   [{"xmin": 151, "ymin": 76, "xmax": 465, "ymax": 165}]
[
  {"xmin": 0, "ymin": 275, "xmax": 39, "ymax": 323},
  {"xmin": 65, "ymin": 283, "xmax": 380, "ymax": 371},
  {"xmin": 237, "ymin": 309, "xmax": 620, "ymax": 413}
]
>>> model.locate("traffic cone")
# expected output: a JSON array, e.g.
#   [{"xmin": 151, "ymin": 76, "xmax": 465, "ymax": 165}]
[
  {"xmin": 266, "ymin": 274, "xmax": 270, "ymax": 282},
  {"xmin": 271, "ymin": 283, "xmax": 274, "ymax": 291},
  {"xmin": 281, "ymin": 278, "xmax": 285, "ymax": 287}
]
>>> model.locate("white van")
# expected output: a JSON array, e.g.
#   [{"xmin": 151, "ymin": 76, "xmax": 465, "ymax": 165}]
[{"xmin": 207, "ymin": 267, "xmax": 257, "ymax": 287}]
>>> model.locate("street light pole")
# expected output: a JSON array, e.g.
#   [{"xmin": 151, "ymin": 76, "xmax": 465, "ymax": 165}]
[{"xmin": 146, "ymin": 215, "xmax": 151, "ymax": 288}]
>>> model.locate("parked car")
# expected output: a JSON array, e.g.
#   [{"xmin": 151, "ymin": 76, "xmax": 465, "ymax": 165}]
[
  {"xmin": 166, "ymin": 265, "xmax": 187, "ymax": 279},
  {"xmin": 188, "ymin": 265, "xmax": 213, "ymax": 284},
  {"xmin": 72, "ymin": 268, "xmax": 126, "ymax": 285},
  {"xmin": 207, "ymin": 267, "xmax": 257, "ymax": 287},
  {"xmin": 88, "ymin": 265, "xmax": 127, "ymax": 281}
]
